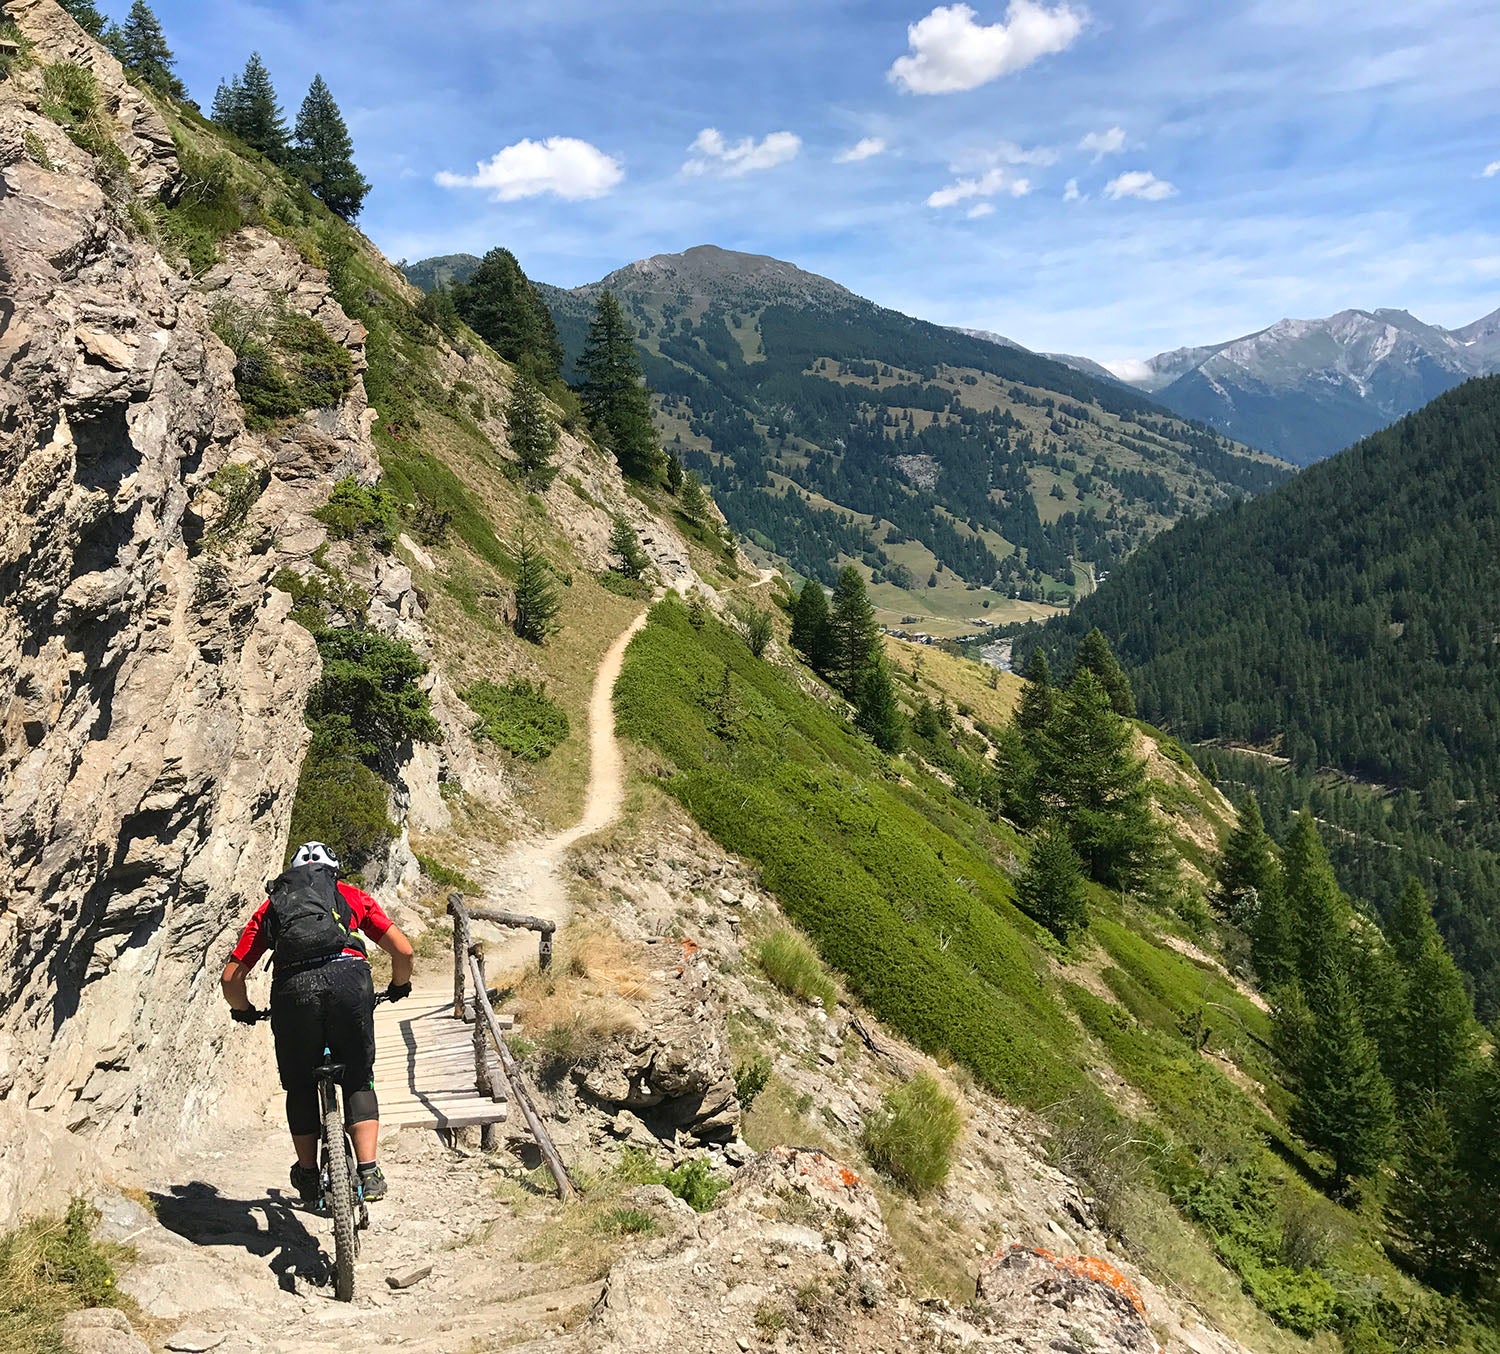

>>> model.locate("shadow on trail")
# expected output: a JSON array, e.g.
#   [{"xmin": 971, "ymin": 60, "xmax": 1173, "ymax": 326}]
[{"xmin": 150, "ymin": 1181, "xmax": 331, "ymax": 1292}]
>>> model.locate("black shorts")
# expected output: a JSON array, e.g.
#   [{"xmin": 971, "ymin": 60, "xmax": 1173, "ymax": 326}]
[{"xmin": 270, "ymin": 957, "xmax": 376, "ymax": 1095}]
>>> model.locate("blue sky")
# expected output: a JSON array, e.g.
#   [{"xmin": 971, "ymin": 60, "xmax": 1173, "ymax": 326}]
[{"xmin": 138, "ymin": 0, "xmax": 1499, "ymax": 364}]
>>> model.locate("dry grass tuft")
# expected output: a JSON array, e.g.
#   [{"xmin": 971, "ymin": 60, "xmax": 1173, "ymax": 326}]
[{"xmin": 499, "ymin": 923, "xmax": 652, "ymax": 1077}]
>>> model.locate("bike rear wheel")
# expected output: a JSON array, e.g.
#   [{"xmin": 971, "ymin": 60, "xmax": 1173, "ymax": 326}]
[{"xmin": 323, "ymin": 1096, "xmax": 358, "ymax": 1301}]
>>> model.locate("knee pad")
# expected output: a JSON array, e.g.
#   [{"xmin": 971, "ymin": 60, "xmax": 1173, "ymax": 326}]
[{"xmin": 344, "ymin": 1087, "xmax": 379, "ymax": 1126}]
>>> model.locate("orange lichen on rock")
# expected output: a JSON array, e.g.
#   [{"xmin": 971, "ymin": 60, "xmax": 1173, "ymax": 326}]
[
  {"xmin": 1023, "ymin": 1246, "xmax": 1150, "ymax": 1322},
  {"xmin": 839, "ymin": 1167, "xmax": 861, "ymax": 1189}
]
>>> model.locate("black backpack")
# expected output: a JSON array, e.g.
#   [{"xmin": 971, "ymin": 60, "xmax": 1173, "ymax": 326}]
[{"xmin": 264, "ymin": 864, "xmax": 360, "ymax": 969}]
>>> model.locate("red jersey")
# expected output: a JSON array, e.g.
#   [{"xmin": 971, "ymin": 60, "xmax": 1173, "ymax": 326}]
[{"xmin": 229, "ymin": 880, "xmax": 392, "ymax": 970}]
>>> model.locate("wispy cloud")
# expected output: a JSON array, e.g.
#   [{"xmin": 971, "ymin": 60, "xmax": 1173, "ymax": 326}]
[
  {"xmin": 836, "ymin": 137, "xmax": 888, "ymax": 163},
  {"xmin": 967, "ymin": 202, "xmax": 996, "ymax": 219},
  {"xmin": 889, "ymin": 1, "xmax": 1087, "ymax": 95},
  {"xmin": 434, "ymin": 137, "xmax": 623, "ymax": 200},
  {"xmin": 1063, "ymin": 177, "xmax": 1083, "ymax": 201},
  {"xmin": 1103, "ymin": 169, "xmax": 1177, "ymax": 201},
  {"xmin": 1484, "ymin": 161, "xmax": 1500, "ymax": 178},
  {"xmin": 683, "ymin": 128, "xmax": 802, "ymax": 176},
  {"xmin": 928, "ymin": 167, "xmax": 1033, "ymax": 209},
  {"xmin": 1079, "ymin": 126, "xmax": 1126, "ymax": 159}
]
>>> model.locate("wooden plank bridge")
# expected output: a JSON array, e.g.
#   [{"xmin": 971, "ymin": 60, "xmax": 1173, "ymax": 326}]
[{"xmin": 370, "ymin": 895, "xmax": 575, "ymax": 1198}]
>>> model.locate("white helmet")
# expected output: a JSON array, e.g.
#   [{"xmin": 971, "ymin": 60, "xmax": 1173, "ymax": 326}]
[{"xmin": 291, "ymin": 841, "xmax": 341, "ymax": 873}]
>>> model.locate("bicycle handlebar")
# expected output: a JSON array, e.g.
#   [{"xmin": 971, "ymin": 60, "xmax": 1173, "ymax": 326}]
[{"xmin": 234, "ymin": 988, "xmax": 395, "ymax": 1027}]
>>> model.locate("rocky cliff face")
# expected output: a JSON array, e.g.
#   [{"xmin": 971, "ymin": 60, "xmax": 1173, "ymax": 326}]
[{"xmin": 0, "ymin": 0, "xmax": 392, "ymax": 1181}]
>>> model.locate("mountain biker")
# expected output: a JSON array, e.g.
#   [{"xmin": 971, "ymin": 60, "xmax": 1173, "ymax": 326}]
[{"xmin": 221, "ymin": 841, "xmax": 415, "ymax": 1205}]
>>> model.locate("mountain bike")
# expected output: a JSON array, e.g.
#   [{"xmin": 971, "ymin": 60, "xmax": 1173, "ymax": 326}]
[{"xmin": 239, "ymin": 990, "xmax": 391, "ymax": 1302}]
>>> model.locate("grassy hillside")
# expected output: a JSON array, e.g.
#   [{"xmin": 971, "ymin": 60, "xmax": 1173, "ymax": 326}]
[
  {"xmin": 409, "ymin": 246, "xmax": 1287, "ymax": 634},
  {"xmin": 1022, "ymin": 376, "xmax": 1500, "ymax": 1017},
  {"xmin": 615, "ymin": 599, "xmax": 1495, "ymax": 1354}
]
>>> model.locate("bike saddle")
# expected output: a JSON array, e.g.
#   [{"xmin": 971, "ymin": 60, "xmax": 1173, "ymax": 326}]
[{"xmin": 316, "ymin": 1059, "xmax": 347, "ymax": 1079}]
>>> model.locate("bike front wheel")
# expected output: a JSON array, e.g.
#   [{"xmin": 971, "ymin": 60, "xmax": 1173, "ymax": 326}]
[{"xmin": 323, "ymin": 1098, "xmax": 358, "ymax": 1301}]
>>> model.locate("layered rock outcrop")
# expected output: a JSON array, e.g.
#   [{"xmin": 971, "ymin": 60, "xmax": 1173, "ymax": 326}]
[{"xmin": 0, "ymin": 0, "xmax": 388, "ymax": 1184}]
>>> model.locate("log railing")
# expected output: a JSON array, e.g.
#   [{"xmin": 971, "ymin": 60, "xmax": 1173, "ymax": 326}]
[{"xmin": 447, "ymin": 894, "xmax": 574, "ymax": 1200}]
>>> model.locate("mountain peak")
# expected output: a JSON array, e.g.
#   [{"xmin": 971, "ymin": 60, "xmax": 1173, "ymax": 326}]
[{"xmin": 587, "ymin": 244, "xmax": 856, "ymax": 308}]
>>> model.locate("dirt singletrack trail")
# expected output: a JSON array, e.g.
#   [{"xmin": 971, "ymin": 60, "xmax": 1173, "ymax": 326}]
[
  {"xmin": 123, "ymin": 606, "xmax": 659, "ymax": 1351},
  {"xmin": 457, "ymin": 605, "xmax": 650, "ymax": 980}
]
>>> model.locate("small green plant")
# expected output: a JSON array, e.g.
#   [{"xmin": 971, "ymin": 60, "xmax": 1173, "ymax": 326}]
[
  {"xmin": 734, "ymin": 1054, "xmax": 773, "ymax": 1112},
  {"xmin": 210, "ymin": 302, "xmax": 353, "ymax": 429},
  {"xmin": 661, "ymin": 1158, "xmax": 730, "ymax": 1212},
  {"xmin": 0, "ymin": 20, "xmax": 34, "ymax": 79},
  {"xmin": 21, "ymin": 130, "xmax": 55, "ymax": 172},
  {"xmin": 860, "ymin": 1072, "xmax": 962, "ymax": 1195},
  {"xmin": 0, "ymin": 1199, "xmax": 126, "ymax": 1352},
  {"xmin": 593, "ymin": 1207, "xmax": 658, "ymax": 1238},
  {"xmin": 204, "ymin": 462, "xmax": 263, "ymax": 547},
  {"xmin": 754, "ymin": 1302, "xmax": 788, "ymax": 1337},
  {"xmin": 755, "ymin": 928, "xmax": 838, "ymax": 1013},
  {"xmin": 314, "ymin": 477, "xmax": 401, "ymax": 549},
  {"xmin": 413, "ymin": 853, "xmax": 480, "ymax": 894},
  {"xmin": 599, "ymin": 571, "xmax": 651, "ymax": 600},
  {"xmin": 37, "ymin": 62, "xmax": 129, "ymax": 194},
  {"xmin": 461, "ymin": 678, "xmax": 570, "ymax": 762}
]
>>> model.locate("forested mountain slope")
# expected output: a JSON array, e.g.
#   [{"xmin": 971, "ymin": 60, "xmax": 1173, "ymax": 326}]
[
  {"xmin": 410, "ymin": 246, "xmax": 1285, "ymax": 636},
  {"xmin": 1022, "ymin": 376, "xmax": 1500, "ymax": 1013}
]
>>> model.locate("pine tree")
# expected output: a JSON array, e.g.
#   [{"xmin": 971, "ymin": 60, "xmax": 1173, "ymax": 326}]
[
  {"xmin": 230, "ymin": 54, "xmax": 290, "ymax": 162},
  {"xmin": 790, "ymin": 580, "xmax": 834, "ymax": 675},
  {"xmin": 1017, "ymin": 818, "xmax": 1090, "ymax": 942},
  {"xmin": 1214, "ymin": 792, "xmax": 1279, "ymax": 925},
  {"xmin": 1292, "ymin": 963, "xmax": 1395, "ymax": 1192},
  {"xmin": 292, "ymin": 75, "xmax": 371, "ymax": 220},
  {"xmin": 578, "ymin": 291, "xmax": 660, "ymax": 481},
  {"xmin": 678, "ymin": 471, "xmax": 709, "ymax": 523},
  {"xmin": 608, "ymin": 516, "xmax": 649, "ymax": 579},
  {"xmin": 1073, "ymin": 627, "xmax": 1135, "ymax": 717},
  {"xmin": 1271, "ymin": 980, "xmax": 1316, "ymax": 1089},
  {"xmin": 665, "ymin": 451, "xmax": 684, "ymax": 495},
  {"xmin": 1387, "ymin": 875, "xmax": 1437, "ymax": 969},
  {"xmin": 59, "ymin": 0, "xmax": 107, "ymax": 37},
  {"xmin": 510, "ymin": 523, "xmax": 561, "ymax": 644},
  {"xmin": 1036, "ymin": 669, "xmax": 1162, "ymax": 893},
  {"xmin": 505, "ymin": 373, "xmax": 558, "ymax": 489},
  {"xmin": 743, "ymin": 608, "xmax": 774, "ymax": 660},
  {"xmin": 1015, "ymin": 648, "xmax": 1055, "ymax": 739},
  {"xmin": 829, "ymin": 566, "xmax": 879, "ymax": 699},
  {"xmin": 1454, "ymin": 1048, "xmax": 1500, "ymax": 1283},
  {"xmin": 120, "ymin": 1, "xmax": 183, "ymax": 96},
  {"xmin": 1391, "ymin": 918, "xmax": 1477, "ymax": 1098},
  {"xmin": 1282, "ymin": 812, "xmax": 1349, "ymax": 984},
  {"xmin": 210, "ymin": 76, "xmax": 245, "ymax": 132},
  {"xmin": 707, "ymin": 663, "xmax": 738, "ymax": 741},
  {"xmin": 854, "ymin": 655, "xmax": 903, "ymax": 752},
  {"xmin": 1251, "ymin": 868, "xmax": 1297, "ymax": 989},
  {"xmin": 453, "ymin": 248, "xmax": 564, "ymax": 385},
  {"xmin": 1386, "ymin": 1097, "xmax": 1474, "ymax": 1287}
]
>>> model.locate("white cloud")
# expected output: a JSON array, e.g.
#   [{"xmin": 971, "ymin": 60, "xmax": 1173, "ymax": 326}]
[
  {"xmin": 683, "ymin": 128, "xmax": 802, "ymax": 176},
  {"xmin": 927, "ymin": 166, "xmax": 1032, "ymax": 208},
  {"xmin": 836, "ymin": 137, "xmax": 888, "ymax": 164},
  {"xmin": 1103, "ymin": 358, "xmax": 1154, "ymax": 383},
  {"xmin": 967, "ymin": 203, "xmax": 996, "ymax": 219},
  {"xmin": 434, "ymin": 136, "xmax": 623, "ymax": 201},
  {"xmin": 1079, "ymin": 126, "xmax": 1126, "ymax": 159},
  {"xmin": 964, "ymin": 139, "xmax": 1056, "ymax": 167},
  {"xmin": 1103, "ymin": 169, "xmax": 1178, "ymax": 201},
  {"xmin": 1063, "ymin": 177, "xmax": 1082, "ymax": 201},
  {"xmin": 888, "ymin": 1, "xmax": 1087, "ymax": 95},
  {"xmin": 1484, "ymin": 161, "xmax": 1500, "ymax": 178}
]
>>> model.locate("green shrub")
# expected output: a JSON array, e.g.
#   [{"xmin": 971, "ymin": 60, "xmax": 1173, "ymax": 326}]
[
  {"xmin": 39, "ymin": 62, "xmax": 98, "ymax": 128},
  {"xmin": 22, "ymin": 129, "xmax": 55, "ymax": 171},
  {"xmin": 599, "ymin": 571, "xmax": 652, "ymax": 600},
  {"xmin": 285, "ymin": 731, "xmax": 395, "ymax": 875},
  {"xmin": 204, "ymin": 462, "xmax": 263, "ymax": 547},
  {"xmin": 314, "ymin": 477, "xmax": 401, "ymax": 549},
  {"xmin": 414, "ymin": 853, "xmax": 480, "ymax": 894},
  {"xmin": 593, "ymin": 1207, "xmax": 657, "ymax": 1237},
  {"xmin": 0, "ymin": 1199, "xmax": 125, "ymax": 1353},
  {"xmin": 755, "ymin": 928, "xmax": 838, "ymax": 1013},
  {"xmin": 734, "ymin": 1054, "xmax": 773, "ymax": 1112},
  {"xmin": 209, "ymin": 303, "xmax": 353, "ymax": 430},
  {"xmin": 307, "ymin": 628, "xmax": 442, "ymax": 766},
  {"xmin": 461, "ymin": 678, "xmax": 570, "ymax": 761},
  {"xmin": 861, "ymin": 1072, "xmax": 962, "ymax": 1195},
  {"xmin": 661, "ymin": 1158, "xmax": 730, "ymax": 1212}
]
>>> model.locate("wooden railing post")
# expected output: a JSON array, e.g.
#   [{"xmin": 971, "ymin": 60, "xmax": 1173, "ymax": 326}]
[
  {"xmin": 448, "ymin": 892, "xmax": 467, "ymax": 1020},
  {"xmin": 538, "ymin": 924, "xmax": 553, "ymax": 972}
]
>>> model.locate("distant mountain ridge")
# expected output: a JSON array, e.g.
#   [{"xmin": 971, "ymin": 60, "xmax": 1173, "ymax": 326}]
[
  {"xmin": 1023, "ymin": 304, "xmax": 1500, "ymax": 465},
  {"xmin": 469, "ymin": 244, "xmax": 1285, "ymax": 634}
]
